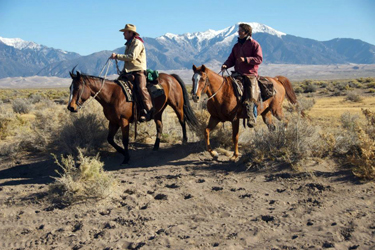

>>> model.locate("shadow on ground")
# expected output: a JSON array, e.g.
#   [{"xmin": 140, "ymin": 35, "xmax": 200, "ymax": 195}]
[{"xmin": 0, "ymin": 157, "xmax": 58, "ymax": 186}]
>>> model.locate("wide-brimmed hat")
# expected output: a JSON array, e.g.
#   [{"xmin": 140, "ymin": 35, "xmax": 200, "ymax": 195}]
[{"xmin": 119, "ymin": 24, "xmax": 139, "ymax": 36}]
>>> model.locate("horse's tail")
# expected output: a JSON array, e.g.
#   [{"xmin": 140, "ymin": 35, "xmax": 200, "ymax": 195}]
[
  {"xmin": 276, "ymin": 76, "xmax": 297, "ymax": 104},
  {"xmin": 276, "ymin": 75, "xmax": 307, "ymax": 117},
  {"xmin": 171, "ymin": 74, "xmax": 201, "ymax": 130}
]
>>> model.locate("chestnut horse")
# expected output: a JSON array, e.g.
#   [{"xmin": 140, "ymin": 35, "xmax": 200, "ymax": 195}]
[
  {"xmin": 67, "ymin": 69, "xmax": 199, "ymax": 164},
  {"xmin": 192, "ymin": 64, "xmax": 298, "ymax": 161}
]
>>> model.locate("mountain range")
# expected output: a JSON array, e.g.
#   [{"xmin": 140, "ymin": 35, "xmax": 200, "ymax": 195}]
[{"xmin": 1, "ymin": 22, "xmax": 375, "ymax": 79}]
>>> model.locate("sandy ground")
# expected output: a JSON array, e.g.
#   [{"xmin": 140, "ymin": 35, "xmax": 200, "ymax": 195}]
[{"xmin": 0, "ymin": 141, "xmax": 374, "ymax": 250}]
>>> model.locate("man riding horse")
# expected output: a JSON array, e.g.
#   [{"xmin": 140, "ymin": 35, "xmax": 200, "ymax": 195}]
[
  {"xmin": 110, "ymin": 24, "xmax": 154, "ymax": 122},
  {"xmin": 221, "ymin": 23, "xmax": 262, "ymax": 128}
]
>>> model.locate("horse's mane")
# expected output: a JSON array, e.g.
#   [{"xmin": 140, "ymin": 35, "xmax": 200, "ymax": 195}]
[
  {"xmin": 81, "ymin": 73, "xmax": 107, "ymax": 81},
  {"xmin": 73, "ymin": 72, "xmax": 115, "ymax": 83}
]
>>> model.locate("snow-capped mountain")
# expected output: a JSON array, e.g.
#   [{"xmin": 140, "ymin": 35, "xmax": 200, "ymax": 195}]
[
  {"xmin": 1, "ymin": 22, "xmax": 375, "ymax": 78},
  {"xmin": 0, "ymin": 37, "xmax": 80, "ymax": 78},
  {"xmin": 154, "ymin": 22, "xmax": 284, "ymax": 53},
  {"xmin": 159, "ymin": 22, "xmax": 285, "ymax": 46},
  {"xmin": 0, "ymin": 37, "xmax": 42, "ymax": 50},
  {"xmin": 143, "ymin": 22, "xmax": 375, "ymax": 71}
]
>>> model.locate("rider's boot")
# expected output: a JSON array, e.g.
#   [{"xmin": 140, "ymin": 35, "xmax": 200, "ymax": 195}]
[
  {"xmin": 245, "ymin": 76, "xmax": 260, "ymax": 128},
  {"xmin": 245, "ymin": 101, "xmax": 256, "ymax": 128},
  {"xmin": 136, "ymin": 71, "xmax": 154, "ymax": 122}
]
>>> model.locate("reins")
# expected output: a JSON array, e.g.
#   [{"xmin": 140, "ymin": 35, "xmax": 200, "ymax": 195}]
[
  {"xmin": 204, "ymin": 70, "xmax": 226, "ymax": 101},
  {"xmin": 76, "ymin": 59, "xmax": 112, "ymax": 109}
]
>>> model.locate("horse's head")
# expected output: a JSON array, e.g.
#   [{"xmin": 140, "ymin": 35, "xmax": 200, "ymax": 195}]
[
  {"xmin": 191, "ymin": 64, "xmax": 209, "ymax": 103},
  {"xmin": 67, "ymin": 67, "xmax": 91, "ymax": 112}
]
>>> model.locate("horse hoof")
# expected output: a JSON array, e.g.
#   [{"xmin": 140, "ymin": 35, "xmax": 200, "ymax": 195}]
[
  {"xmin": 229, "ymin": 155, "xmax": 238, "ymax": 162},
  {"xmin": 121, "ymin": 157, "xmax": 130, "ymax": 165},
  {"xmin": 210, "ymin": 150, "xmax": 219, "ymax": 159}
]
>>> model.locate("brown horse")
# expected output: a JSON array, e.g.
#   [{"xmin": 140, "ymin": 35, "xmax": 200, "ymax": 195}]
[
  {"xmin": 191, "ymin": 64, "xmax": 298, "ymax": 161},
  {"xmin": 67, "ymin": 69, "xmax": 199, "ymax": 164}
]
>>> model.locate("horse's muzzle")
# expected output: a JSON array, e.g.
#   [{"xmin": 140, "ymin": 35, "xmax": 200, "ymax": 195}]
[{"xmin": 192, "ymin": 95, "xmax": 199, "ymax": 103}]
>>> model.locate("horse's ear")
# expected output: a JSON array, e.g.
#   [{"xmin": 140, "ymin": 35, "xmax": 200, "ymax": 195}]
[
  {"xmin": 192, "ymin": 64, "xmax": 197, "ymax": 71},
  {"xmin": 76, "ymin": 71, "xmax": 81, "ymax": 78},
  {"xmin": 202, "ymin": 64, "xmax": 206, "ymax": 72}
]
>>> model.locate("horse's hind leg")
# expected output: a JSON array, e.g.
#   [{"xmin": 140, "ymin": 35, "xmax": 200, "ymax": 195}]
[
  {"xmin": 273, "ymin": 105, "xmax": 289, "ymax": 129},
  {"xmin": 153, "ymin": 112, "xmax": 163, "ymax": 151},
  {"xmin": 171, "ymin": 103, "xmax": 188, "ymax": 144},
  {"xmin": 120, "ymin": 119, "xmax": 130, "ymax": 164},
  {"xmin": 206, "ymin": 116, "xmax": 220, "ymax": 158},
  {"xmin": 230, "ymin": 119, "xmax": 240, "ymax": 161},
  {"xmin": 262, "ymin": 111, "xmax": 276, "ymax": 131},
  {"xmin": 180, "ymin": 118, "xmax": 187, "ymax": 144}
]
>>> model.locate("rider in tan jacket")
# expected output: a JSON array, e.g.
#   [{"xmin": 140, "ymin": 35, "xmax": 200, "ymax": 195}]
[{"xmin": 110, "ymin": 24, "xmax": 153, "ymax": 122}]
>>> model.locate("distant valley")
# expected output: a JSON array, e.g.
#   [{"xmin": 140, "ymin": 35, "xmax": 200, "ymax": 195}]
[{"xmin": 1, "ymin": 64, "xmax": 375, "ymax": 88}]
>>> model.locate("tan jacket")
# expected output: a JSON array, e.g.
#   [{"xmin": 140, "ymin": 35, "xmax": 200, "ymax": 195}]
[{"xmin": 117, "ymin": 37, "xmax": 147, "ymax": 73}]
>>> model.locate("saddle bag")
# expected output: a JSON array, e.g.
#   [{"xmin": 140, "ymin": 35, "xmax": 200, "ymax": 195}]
[
  {"xmin": 147, "ymin": 83, "xmax": 164, "ymax": 98},
  {"xmin": 146, "ymin": 69, "xmax": 164, "ymax": 98},
  {"xmin": 258, "ymin": 76, "xmax": 275, "ymax": 101}
]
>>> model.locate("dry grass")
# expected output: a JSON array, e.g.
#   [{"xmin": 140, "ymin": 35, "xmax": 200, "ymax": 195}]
[
  {"xmin": 1, "ymin": 84, "xmax": 374, "ymax": 180},
  {"xmin": 345, "ymin": 109, "xmax": 375, "ymax": 180},
  {"xmin": 306, "ymin": 96, "xmax": 375, "ymax": 128},
  {"xmin": 50, "ymin": 149, "xmax": 117, "ymax": 204}
]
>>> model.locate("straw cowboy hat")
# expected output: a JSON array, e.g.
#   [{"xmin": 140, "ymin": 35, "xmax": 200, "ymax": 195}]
[{"xmin": 119, "ymin": 24, "xmax": 139, "ymax": 36}]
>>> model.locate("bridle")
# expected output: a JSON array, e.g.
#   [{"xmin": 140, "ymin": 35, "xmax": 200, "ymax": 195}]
[
  {"xmin": 70, "ymin": 59, "xmax": 112, "ymax": 110},
  {"xmin": 194, "ymin": 70, "xmax": 226, "ymax": 101}
]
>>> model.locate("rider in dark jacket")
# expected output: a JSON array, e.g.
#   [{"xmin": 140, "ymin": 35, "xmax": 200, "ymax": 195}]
[{"xmin": 222, "ymin": 23, "xmax": 263, "ymax": 127}]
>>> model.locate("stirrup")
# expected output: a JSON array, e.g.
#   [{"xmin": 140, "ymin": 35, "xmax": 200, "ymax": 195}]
[
  {"xmin": 139, "ymin": 109, "xmax": 148, "ymax": 122},
  {"xmin": 145, "ymin": 108, "xmax": 154, "ymax": 121},
  {"xmin": 139, "ymin": 115, "xmax": 147, "ymax": 122}
]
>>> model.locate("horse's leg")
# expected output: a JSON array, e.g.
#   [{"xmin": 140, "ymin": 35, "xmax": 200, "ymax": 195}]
[
  {"xmin": 107, "ymin": 122, "xmax": 126, "ymax": 154},
  {"xmin": 206, "ymin": 116, "xmax": 220, "ymax": 158},
  {"xmin": 153, "ymin": 112, "xmax": 163, "ymax": 151},
  {"xmin": 262, "ymin": 111, "xmax": 276, "ymax": 131},
  {"xmin": 273, "ymin": 104, "xmax": 288, "ymax": 130},
  {"xmin": 179, "ymin": 115, "xmax": 188, "ymax": 145},
  {"xmin": 120, "ymin": 118, "xmax": 130, "ymax": 164},
  {"xmin": 230, "ymin": 119, "xmax": 240, "ymax": 161},
  {"xmin": 170, "ymin": 103, "xmax": 187, "ymax": 144}
]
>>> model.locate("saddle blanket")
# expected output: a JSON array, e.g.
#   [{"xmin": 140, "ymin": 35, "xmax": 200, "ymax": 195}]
[
  {"xmin": 116, "ymin": 80, "xmax": 133, "ymax": 102},
  {"xmin": 116, "ymin": 79, "xmax": 165, "ymax": 102}
]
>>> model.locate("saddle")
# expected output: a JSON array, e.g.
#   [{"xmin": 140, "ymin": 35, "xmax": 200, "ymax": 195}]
[
  {"xmin": 115, "ymin": 70, "xmax": 165, "ymax": 103},
  {"xmin": 230, "ymin": 73, "xmax": 275, "ymax": 102},
  {"xmin": 115, "ymin": 70, "xmax": 165, "ymax": 122}
]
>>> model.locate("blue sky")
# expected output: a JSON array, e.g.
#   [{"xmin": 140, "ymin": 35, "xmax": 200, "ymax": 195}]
[{"xmin": 1, "ymin": 0, "xmax": 374, "ymax": 55}]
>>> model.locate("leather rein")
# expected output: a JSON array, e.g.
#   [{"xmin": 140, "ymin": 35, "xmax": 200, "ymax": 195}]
[
  {"xmin": 75, "ymin": 59, "xmax": 112, "ymax": 109},
  {"xmin": 202, "ymin": 70, "xmax": 227, "ymax": 101}
]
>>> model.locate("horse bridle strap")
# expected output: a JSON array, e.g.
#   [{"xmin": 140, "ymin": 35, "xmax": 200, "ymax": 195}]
[
  {"xmin": 204, "ymin": 72, "xmax": 226, "ymax": 101},
  {"xmin": 76, "ymin": 80, "xmax": 85, "ymax": 107},
  {"xmin": 76, "ymin": 60, "xmax": 111, "ymax": 109}
]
